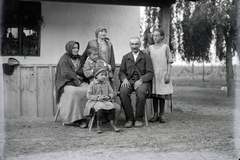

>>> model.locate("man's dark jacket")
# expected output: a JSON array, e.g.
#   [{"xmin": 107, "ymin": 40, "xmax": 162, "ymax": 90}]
[{"xmin": 118, "ymin": 50, "xmax": 154, "ymax": 95}]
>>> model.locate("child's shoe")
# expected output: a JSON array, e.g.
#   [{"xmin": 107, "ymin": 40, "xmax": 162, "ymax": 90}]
[{"xmin": 97, "ymin": 121, "xmax": 102, "ymax": 134}]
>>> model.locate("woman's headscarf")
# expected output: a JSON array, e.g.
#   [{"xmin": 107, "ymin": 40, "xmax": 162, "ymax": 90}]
[
  {"xmin": 65, "ymin": 41, "xmax": 80, "ymax": 59},
  {"xmin": 95, "ymin": 26, "xmax": 107, "ymax": 38}
]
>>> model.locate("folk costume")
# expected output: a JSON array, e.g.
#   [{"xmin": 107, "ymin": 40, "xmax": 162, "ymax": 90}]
[{"xmin": 55, "ymin": 41, "xmax": 88, "ymax": 124}]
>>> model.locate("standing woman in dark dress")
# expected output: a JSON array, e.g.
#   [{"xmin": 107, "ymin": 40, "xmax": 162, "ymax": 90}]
[
  {"xmin": 55, "ymin": 40, "xmax": 89, "ymax": 128},
  {"xmin": 82, "ymin": 26, "xmax": 116, "ymax": 90}
]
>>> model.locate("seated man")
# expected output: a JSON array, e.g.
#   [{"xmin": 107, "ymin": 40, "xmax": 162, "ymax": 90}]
[{"xmin": 118, "ymin": 37, "xmax": 154, "ymax": 128}]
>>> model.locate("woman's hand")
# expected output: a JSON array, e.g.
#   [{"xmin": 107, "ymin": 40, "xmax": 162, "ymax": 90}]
[{"xmin": 164, "ymin": 74, "xmax": 170, "ymax": 84}]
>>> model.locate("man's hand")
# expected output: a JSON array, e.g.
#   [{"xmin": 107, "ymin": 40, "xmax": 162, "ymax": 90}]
[
  {"xmin": 134, "ymin": 79, "xmax": 143, "ymax": 90},
  {"xmin": 121, "ymin": 78, "xmax": 130, "ymax": 88}
]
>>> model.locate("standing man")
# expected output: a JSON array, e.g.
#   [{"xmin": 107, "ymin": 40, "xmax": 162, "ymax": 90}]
[{"xmin": 119, "ymin": 37, "xmax": 154, "ymax": 128}]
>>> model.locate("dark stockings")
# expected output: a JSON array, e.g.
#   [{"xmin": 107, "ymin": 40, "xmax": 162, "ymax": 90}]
[
  {"xmin": 97, "ymin": 109, "xmax": 115, "ymax": 122},
  {"xmin": 149, "ymin": 97, "xmax": 166, "ymax": 123},
  {"xmin": 153, "ymin": 97, "xmax": 165, "ymax": 116},
  {"xmin": 96, "ymin": 109, "xmax": 120, "ymax": 133}
]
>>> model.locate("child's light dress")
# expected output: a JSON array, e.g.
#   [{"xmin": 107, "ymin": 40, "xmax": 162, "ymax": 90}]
[{"xmin": 149, "ymin": 44, "xmax": 173, "ymax": 98}]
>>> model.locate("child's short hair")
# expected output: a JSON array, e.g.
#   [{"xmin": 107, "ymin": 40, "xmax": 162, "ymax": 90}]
[{"xmin": 87, "ymin": 47, "xmax": 98, "ymax": 56}]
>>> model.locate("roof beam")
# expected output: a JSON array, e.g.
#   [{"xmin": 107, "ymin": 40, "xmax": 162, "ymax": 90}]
[{"xmin": 21, "ymin": 0, "xmax": 177, "ymax": 7}]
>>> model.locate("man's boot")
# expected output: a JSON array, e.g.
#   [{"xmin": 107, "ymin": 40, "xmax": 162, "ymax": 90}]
[
  {"xmin": 110, "ymin": 120, "xmax": 120, "ymax": 132},
  {"xmin": 97, "ymin": 121, "xmax": 102, "ymax": 134}
]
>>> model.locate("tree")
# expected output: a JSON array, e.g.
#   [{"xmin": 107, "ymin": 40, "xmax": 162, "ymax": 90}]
[
  {"xmin": 172, "ymin": 0, "xmax": 237, "ymax": 96},
  {"xmin": 212, "ymin": 0, "xmax": 237, "ymax": 96},
  {"xmin": 171, "ymin": 1, "xmax": 199, "ymax": 80},
  {"xmin": 141, "ymin": 6, "xmax": 161, "ymax": 49}
]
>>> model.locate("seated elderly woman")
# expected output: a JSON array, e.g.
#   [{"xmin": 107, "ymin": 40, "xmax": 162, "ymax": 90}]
[{"xmin": 55, "ymin": 40, "xmax": 89, "ymax": 128}]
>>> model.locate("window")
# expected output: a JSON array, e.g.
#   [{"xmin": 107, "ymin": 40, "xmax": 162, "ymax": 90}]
[{"xmin": 1, "ymin": 1, "xmax": 42, "ymax": 56}]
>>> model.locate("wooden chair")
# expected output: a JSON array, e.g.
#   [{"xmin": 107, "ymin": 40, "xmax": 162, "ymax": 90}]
[
  {"xmin": 53, "ymin": 86, "xmax": 60, "ymax": 122},
  {"xmin": 54, "ymin": 107, "xmax": 60, "ymax": 122},
  {"xmin": 88, "ymin": 98, "xmax": 148, "ymax": 132},
  {"xmin": 88, "ymin": 106, "xmax": 121, "ymax": 132},
  {"xmin": 88, "ymin": 109, "xmax": 96, "ymax": 131},
  {"xmin": 167, "ymin": 94, "xmax": 173, "ymax": 113}
]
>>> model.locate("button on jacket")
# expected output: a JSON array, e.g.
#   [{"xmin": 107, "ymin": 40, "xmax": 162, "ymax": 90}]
[{"xmin": 119, "ymin": 51, "xmax": 154, "ymax": 84}]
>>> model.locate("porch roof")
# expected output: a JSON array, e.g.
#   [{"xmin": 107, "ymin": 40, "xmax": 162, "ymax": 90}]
[{"xmin": 25, "ymin": 0, "xmax": 179, "ymax": 6}]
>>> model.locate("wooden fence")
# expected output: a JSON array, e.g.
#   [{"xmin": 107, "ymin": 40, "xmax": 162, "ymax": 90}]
[
  {"xmin": 3, "ymin": 64, "xmax": 126, "ymax": 118},
  {"xmin": 3, "ymin": 64, "xmax": 57, "ymax": 118}
]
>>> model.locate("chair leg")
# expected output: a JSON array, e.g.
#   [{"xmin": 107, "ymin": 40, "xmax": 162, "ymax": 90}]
[
  {"xmin": 170, "ymin": 100, "xmax": 173, "ymax": 113},
  {"xmin": 144, "ymin": 103, "xmax": 148, "ymax": 127},
  {"xmin": 88, "ymin": 112, "xmax": 96, "ymax": 132},
  {"xmin": 169, "ymin": 94, "xmax": 173, "ymax": 113},
  {"xmin": 54, "ymin": 108, "xmax": 60, "ymax": 122},
  {"xmin": 115, "ymin": 106, "xmax": 123, "ymax": 125}
]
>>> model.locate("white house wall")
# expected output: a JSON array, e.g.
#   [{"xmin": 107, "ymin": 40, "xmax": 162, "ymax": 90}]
[{"xmin": 1, "ymin": 2, "xmax": 140, "ymax": 65}]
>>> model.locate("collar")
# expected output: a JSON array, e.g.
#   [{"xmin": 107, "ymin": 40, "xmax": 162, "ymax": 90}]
[
  {"xmin": 86, "ymin": 57, "xmax": 96, "ymax": 64},
  {"xmin": 93, "ymin": 78, "xmax": 107, "ymax": 84},
  {"xmin": 132, "ymin": 51, "xmax": 140, "ymax": 55},
  {"xmin": 127, "ymin": 51, "xmax": 144, "ymax": 60},
  {"xmin": 69, "ymin": 53, "xmax": 80, "ymax": 60},
  {"xmin": 132, "ymin": 51, "xmax": 139, "ymax": 59}
]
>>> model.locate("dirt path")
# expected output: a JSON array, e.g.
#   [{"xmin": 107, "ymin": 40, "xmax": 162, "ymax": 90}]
[
  {"xmin": 5, "ymin": 148, "xmax": 237, "ymax": 160},
  {"xmin": 3, "ymin": 82, "xmax": 239, "ymax": 160}
]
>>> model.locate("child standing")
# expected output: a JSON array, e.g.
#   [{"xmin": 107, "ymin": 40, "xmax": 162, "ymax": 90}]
[
  {"xmin": 83, "ymin": 47, "xmax": 113, "ymax": 83},
  {"xmin": 148, "ymin": 28, "xmax": 173, "ymax": 123},
  {"xmin": 84, "ymin": 67, "xmax": 120, "ymax": 133}
]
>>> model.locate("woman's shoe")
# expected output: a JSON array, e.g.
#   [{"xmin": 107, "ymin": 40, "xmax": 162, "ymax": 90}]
[
  {"xmin": 110, "ymin": 120, "xmax": 121, "ymax": 132},
  {"xmin": 149, "ymin": 116, "xmax": 159, "ymax": 122},
  {"xmin": 79, "ymin": 121, "xmax": 88, "ymax": 128},
  {"xmin": 63, "ymin": 122, "xmax": 78, "ymax": 127},
  {"xmin": 159, "ymin": 115, "xmax": 166, "ymax": 123}
]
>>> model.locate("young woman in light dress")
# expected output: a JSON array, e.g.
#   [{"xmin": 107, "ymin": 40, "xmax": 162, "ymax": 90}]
[{"xmin": 148, "ymin": 28, "xmax": 173, "ymax": 123}]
